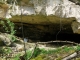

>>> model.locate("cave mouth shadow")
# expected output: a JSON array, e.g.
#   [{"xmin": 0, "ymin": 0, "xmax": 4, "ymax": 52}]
[
  {"xmin": 40, "ymin": 33, "xmax": 80, "ymax": 43},
  {"xmin": 16, "ymin": 32, "xmax": 80, "ymax": 44}
]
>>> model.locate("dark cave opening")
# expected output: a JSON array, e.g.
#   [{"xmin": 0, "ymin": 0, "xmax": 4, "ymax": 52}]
[
  {"xmin": 40, "ymin": 33, "xmax": 80, "ymax": 43},
  {"xmin": 15, "ymin": 25, "xmax": 80, "ymax": 43},
  {"xmin": 16, "ymin": 32, "xmax": 80, "ymax": 43}
]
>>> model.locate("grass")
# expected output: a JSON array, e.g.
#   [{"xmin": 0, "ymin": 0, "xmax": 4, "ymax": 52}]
[
  {"xmin": 29, "ymin": 46, "xmax": 78, "ymax": 60},
  {"xmin": 13, "ymin": 53, "xmax": 21, "ymax": 60},
  {"xmin": 0, "ymin": 45, "xmax": 80, "ymax": 60},
  {"xmin": 23, "ymin": 45, "xmax": 80, "ymax": 60}
]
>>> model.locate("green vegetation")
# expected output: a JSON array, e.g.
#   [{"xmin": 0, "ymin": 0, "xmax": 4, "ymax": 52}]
[
  {"xmin": 0, "ymin": 19, "xmax": 16, "ymax": 34},
  {"xmin": 0, "ymin": 45, "xmax": 79, "ymax": 60},
  {"xmin": 29, "ymin": 46, "xmax": 79, "ymax": 60},
  {"xmin": 13, "ymin": 54, "xmax": 21, "ymax": 60},
  {"xmin": 0, "ymin": 47, "xmax": 12, "ymax": 54},
  {"xmin": 76, "ymin": 45, "xmax": 80, "ymax": 51},
  {"xmin": 0, "ymin": 18, "xmax": 16, "ymax": 42},
  {"xmin": 11, "ymin": 45, "xmax": 80, "ymax": 60}
]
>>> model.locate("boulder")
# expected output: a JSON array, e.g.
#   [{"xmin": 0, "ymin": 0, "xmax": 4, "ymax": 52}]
[{"xmin": 0, "ymin": 32, "xmax": 11, "ymax": 46}]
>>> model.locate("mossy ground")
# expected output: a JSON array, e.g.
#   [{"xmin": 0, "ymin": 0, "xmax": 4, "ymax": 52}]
[
  {"xmin": 30, "ymin": 45, "xmax": 79, "ymax": 60},
  {"xmin": 27, "ymin": 45, "xmax": 80, "ymax": 60},
  {"xmin": 0, "ymin": 45, "xmax": 80, "ymax": 60}
]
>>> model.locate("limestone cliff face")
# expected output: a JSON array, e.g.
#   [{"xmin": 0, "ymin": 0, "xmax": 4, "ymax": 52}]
[
  {"xmin": 5, "ymin": 0, "xmax": 80, "ymax": 23},
  {"xmin": 0, "ymin": 0, "xmax": 80, "ymax": 40},
  {"xmin": 0, "ymin": 3, "xmax": 8, "ymax": 18}
]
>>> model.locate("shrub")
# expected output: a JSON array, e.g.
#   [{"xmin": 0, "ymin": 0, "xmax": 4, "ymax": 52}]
[{"xmin": 0, "ymin": 18, "xmax": 16, "ymax": 42}]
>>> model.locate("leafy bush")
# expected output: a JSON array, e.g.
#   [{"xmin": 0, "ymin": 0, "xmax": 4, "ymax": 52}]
[
  {"xmin": 0, "ymin": 47, "xmax": 12, "ymax": 54},
  {"xmin": 0, "ymin": 18, "xmax": 16, "ymax": 42},
  {"xmin": 13, "ymin": 54, "xmax": 21, "ymax": 60},
  {"xmin": 23, "ymin": 48, "xmax": 41, "ymax": 60}
]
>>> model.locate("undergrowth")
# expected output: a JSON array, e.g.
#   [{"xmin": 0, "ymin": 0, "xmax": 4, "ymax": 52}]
[
  {"xmin": 0, "ymin": 47, "xmax": 12, "ymax": 54},
  {"xmin": 0, "ymin": 45, "xmax": 79, "ymax": 60},
  {"xmin": 0, "ymin": 18, "xmax": 16, "ymax": 42},
  {"xmin": 12, "ymin": 45, "xmax": 80, "ymax": 60}
]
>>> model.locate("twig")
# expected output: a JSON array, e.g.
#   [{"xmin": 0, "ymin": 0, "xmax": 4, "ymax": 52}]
[
  {"xmin": 37, "ymin": 40, "xmax": 79, "ymax": 45},
  {"xmin": 62, "ymin": 51, "xmax": 80, "ymax": 60}
]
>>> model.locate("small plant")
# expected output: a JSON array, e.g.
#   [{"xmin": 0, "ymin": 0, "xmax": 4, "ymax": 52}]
[
  {"xmin": 22, "ymin": 48, "xmax": 41, "ymax": 60},
  {"xmin": 0, "ymin": 47, "xmax": 12, "ymax": 54},
  {"xmin": 24, "ymin": 50, "xmax": 33, "ymax": 59},
  {"xmin": 76, "ymin": 45, "xmax": 80, "ymax": 51},
  {"xmin": 32, "ymin": 48, "xmax": 41, "ymax": 58},
  {"xmin": 0, "ymin": 18, "xmax": 16, "ymax": 42},
  {"xmin": 13, "ymin": 53, "xmax": 21, "ymax": 60},
  {"xmin": 12, "ymin": 46, "xmax": 80, "ymax": 60}
]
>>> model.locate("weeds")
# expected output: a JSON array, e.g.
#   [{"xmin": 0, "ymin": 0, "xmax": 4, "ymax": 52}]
[
  {"xmin": 28, "ymin": 46, "xmax": 78, "ymax": 60},
  {"xmin": 13, "ymin": 54, "xmax": 21, "ymax": 60},
  {"xmin": 77, "ymin": 45, "xmax": 80, "ymax": 51},
  {"xmin": 0, "ymin": 18, "xmax": 16, "ymax": 42},
  {"xmin": 0, "ymin": 47, "xmax": 12, "ymax": 54},
  {"xmin": 0, "ymin": 45, "xmax": 79, "ymax": 60}
]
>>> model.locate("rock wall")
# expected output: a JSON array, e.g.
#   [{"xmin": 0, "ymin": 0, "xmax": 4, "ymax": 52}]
[
  {"xmin": 0, "ymin": 0, "xmax": 80, "ymax": 41},
  {"xmin": 0, "ymin": 3, "xmax": 8, "ymax": 18},
  {"xmin": 5, "ymin": 0, "xmax": 80, "ymax": 23}
]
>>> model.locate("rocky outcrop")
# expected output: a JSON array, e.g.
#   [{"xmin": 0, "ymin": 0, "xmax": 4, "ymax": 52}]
[
  {"xmin": 69, "ymin": 0, "xmax": 80, "ymax": 5},
  {"xmin": 5, "ymin": 0, "xmax": 80, "ymax": 23},
  {"xmin": 0, "ymin": 32, "xmax": 23, "ymax": 46},
  {"xmin": 0, "ymin": 0, "xmax": 80, "ymax": 41},
  {"xmin": 0, "ymin": 15, "xmax": 78, "ymax": 41},
  {"xmin": 0, "ymin": 32, "xmax": 11, "ymax": 46},
  {"xmin": 9, "ymin": 16, "xmax": 77, "ymax": 40},
  {"xmin": 0, "ymin": 3, "xmax": 8, "ymax": 18}
]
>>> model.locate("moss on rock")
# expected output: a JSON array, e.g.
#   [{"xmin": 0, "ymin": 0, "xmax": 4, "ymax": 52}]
[{"xmin": 10, "ymin": 15, "xmax": 76, "ymax": 25}]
